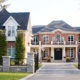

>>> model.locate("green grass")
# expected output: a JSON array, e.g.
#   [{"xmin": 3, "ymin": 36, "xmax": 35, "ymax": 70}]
[
  {"xmin": 74, "ymin": 64, "xmax": 78, "ymax": 68},
  {"xmin": 0, "ymin": 72, "xmax": 31, "ymax": 80},
  {"xmin": 39, "ymin": 63, "xmax": 43, "ymax": 68}
]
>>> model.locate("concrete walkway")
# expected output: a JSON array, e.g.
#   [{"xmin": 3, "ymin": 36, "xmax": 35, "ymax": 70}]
[{"xmin": 21, "ymin": 63, "xmax": 80, "ymax": 80}]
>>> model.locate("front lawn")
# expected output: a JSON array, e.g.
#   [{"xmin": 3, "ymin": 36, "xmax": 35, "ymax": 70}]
[
  {"xmin": 74, "ymin": 64, "xmax": 78, "ymax": 68},
  {"xmin": 0, "ymin": 72, "xmax": 31, "ymax": 80}
]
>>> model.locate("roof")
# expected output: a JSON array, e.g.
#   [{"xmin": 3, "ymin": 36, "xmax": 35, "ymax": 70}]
[
  {"xmin": 32, "ymin": 25, "xmax": 46, "ymax": 33},
  {"xmin": 73, "ymin": 27, "xmax": 80, "ymax": 31},
  {"xmin": 0, "ymin": 8, "xmax": 30, "ymax": 30},
  {"xmin": 32, "ymin": 20, "xmax": 79, "ymax": 33}
]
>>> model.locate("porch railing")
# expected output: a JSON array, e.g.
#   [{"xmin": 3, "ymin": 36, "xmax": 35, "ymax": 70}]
[
  {"xmin": 31, "ymin": 41, "xmax": 39, "ymax": 45},
  {"xmin": 31, "ymin": 41, "xmax": 78, "ymax": 45},
  {"xmin": 10, "ymin": 58, "xmax": 27, "ymax": 66}
]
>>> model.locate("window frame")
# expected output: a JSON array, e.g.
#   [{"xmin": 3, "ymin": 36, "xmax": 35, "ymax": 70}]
[
  {"xmin": 68, "ymin": 48, "xmax": 74, "ymax": 58},
  {"xmin": 43, "ymin": 35, "xmax": 49, "ymax": 43},
  {"xmin": 7, "ymin": 48, "xmax": 15, "ymax": 58},
  {"xmin": 68, "ymin": 35, "xmax": 74, "ymax": 42},
  {"xmin": 8, "ymin": 26, "xmax": 15, "ymax": 37}
]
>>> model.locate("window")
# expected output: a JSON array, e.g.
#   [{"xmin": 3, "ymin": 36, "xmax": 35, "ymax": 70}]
[
  {"xmin": 43, "ymin": 49, "xmax": 48, "ymax": 58},
  {"xmin": 33, "ymin": 36, "xmax": 38, "ymax": 42},
  {"xmin": 78, "ymin": 36, "xmax": 80, "ymax": 42},
  {"xmin": 68, "ymin": 48, "xmax": 74, "ymax": 58},
  {"xmin": 8, "ymin": 26, "xmax": 15, "ymax": 36},
  {"xmin": 52, "ymin": 37, "xmax": 55, "ymax": 42},
  {"xmin": 68, "ymin": 35, "xmax": 74, "ymax": 42},
  {"xmin": 43, "ymin": 35, "xmax": 49, "ymax": 43},
  {"xmin": 62, "ymin": 37, "xmax": 64, "ymax": 42},
  {"xmin": 7, "ymin": 48, "xmax": 15, "ymax": 58},
  {"xmin": 56, "ymin": 34, "xmax": 60, "ymax": 42}
]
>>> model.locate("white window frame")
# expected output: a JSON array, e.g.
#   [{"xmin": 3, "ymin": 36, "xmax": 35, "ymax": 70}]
[
  {"xmin": 7, "ymin": 47, "xmax": 15, "ymax": 58},
  {"xmin": 68, "ymin": 35, "xmax": 74, "ymax": 42},
  {"xmin": 68, "ymin": 48, "xmax": 74, "ymax": 58},
  {"xmin": 8, "ymin": 26, "xmax": 15, "ymax": 37},
  {"xmin": 33, "ymin": 36, "xmax": 38, "ymax": 43},
  {"xmin": 56, "ymin": 34, "xmax": 61, "ymax": 42},
  {"xmin": 43, "ymin": 35, "xmax": 49, "ymax": 43},
  {"xmin": 43, "ymin": 49, "xmax": 48, "ymax": 58}
]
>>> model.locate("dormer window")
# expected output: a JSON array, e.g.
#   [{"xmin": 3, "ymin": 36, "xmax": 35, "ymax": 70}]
[{"xmin": 8, "ymin": 26, "xmax": 15, "ymax": 36}]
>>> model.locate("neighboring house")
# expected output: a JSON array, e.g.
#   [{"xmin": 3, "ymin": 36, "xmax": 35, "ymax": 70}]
[
  {"xmin": 31, "ymin": 20, "xmax": 80, "ymax": 62},
  {"xmin": 0, "ymin": 8, "xmax": 32, "ymax": 58}
]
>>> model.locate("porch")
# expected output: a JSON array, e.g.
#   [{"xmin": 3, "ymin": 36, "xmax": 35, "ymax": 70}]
[{"xmin": 31, "ymin": 46, "xmax": 78, "ymax": 62}]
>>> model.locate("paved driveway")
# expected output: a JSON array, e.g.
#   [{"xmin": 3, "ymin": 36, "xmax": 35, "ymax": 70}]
[{"xmin": 25, "ymin": 63, "xmax": 80, "ymax": 80}]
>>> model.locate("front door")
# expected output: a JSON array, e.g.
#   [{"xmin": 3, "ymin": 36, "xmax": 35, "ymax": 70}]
[{"xmin": 54, "ymin": 48, "xmax": 62, "ymax": 60}]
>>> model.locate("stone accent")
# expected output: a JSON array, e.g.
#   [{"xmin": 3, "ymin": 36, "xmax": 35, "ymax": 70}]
[
  {"xmin": 2, "ymin": 56, "xmax": 10, "ymax": 72},
  {"xmin": 27, "ymin": 53, "xmax": 34, "ymax": 73},
  {"xmin": 9, "ymin": 66, "xmax": 27, "ymax": 72}
]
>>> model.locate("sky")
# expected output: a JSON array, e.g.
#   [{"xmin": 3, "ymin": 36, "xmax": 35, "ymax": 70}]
[{"xmin": 4, "ymin": 0, "xmax": 80, "ymax": 26}]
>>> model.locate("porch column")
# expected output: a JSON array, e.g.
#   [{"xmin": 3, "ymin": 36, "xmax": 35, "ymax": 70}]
[
  {"xmin": 63, "ymin": 47, "xmax": 66, "ymax": 61},
  {"xmin": 51, "ymin": 47, "xmax": 54, "ymax": 62},
  {"xmin": 76, "ymin": 47, "xmax": 78, "ymax": 61},
  {"xmin": 39, "ymin": 41, "xmax": 42, "ymax": 63}
]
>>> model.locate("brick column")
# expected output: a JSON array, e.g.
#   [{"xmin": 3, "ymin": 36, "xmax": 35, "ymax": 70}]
[{"xmin": 2, "ymin": 56, "xmax": 10, "ymax": 72}]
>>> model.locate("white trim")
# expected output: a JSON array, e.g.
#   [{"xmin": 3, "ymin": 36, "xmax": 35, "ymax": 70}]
[
  {"xmin": 38, "ymin": 28, "xmax": 80, "ymax": 34},
  {"xmin": 3, "ymin": 16, "xmax": 20, "ymax": 26}
]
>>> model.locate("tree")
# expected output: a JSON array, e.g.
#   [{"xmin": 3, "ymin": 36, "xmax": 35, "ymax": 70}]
[
  {"xmin": 0, "ymin": 0, "xmax": 9, "ymax": 8},
  {"xmin": 15, "ymin": 33, "xmax": 25, "ymax": 64},
  {"xmin": 0, "ymin": 31, "xmax": 7, "ymax": 65}
]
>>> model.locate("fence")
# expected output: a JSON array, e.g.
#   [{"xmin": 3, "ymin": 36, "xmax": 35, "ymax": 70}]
[
  {"xmin": 0, "ymin": 58, "xmax": 2, "ymax": 65},
  {"xmin": 10, "ymin": 58, "xmax": 27, "ymax": 66},
  {"xmin": 0, "ymin": 55, "xmax": 34, "ymax": 72}
]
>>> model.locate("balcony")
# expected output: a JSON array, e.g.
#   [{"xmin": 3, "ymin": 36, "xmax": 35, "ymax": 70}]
[
  {"xmin": 31, "ymin": 41, "xmax": 39, "ymax": 45},
  {"xmin": 31, "ymin": 41, "xmax": 78, "ymax": 45}
]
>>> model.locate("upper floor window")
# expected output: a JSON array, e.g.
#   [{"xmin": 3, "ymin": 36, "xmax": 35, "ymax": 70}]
[
  {"xmin": 68, "ymin": 35, "xmax": 74, "ymax": 42},
  {"xmin": 56, "ymin": 34, "xmax": 60, "ymax": 42},
  {"xmin": 78, "ymin": 36, "xmax": 80, "ymax": 42},
  {"xmin": 33, "ymin": 36, "xmax": 38, "ymax": 42},
  {"xmin": 8, "ymin": 26, "xmax": 15, "ymax": 36},
  {"xmin": 43, "ymin": 35, "xmax": 49, "ymax": 43}
]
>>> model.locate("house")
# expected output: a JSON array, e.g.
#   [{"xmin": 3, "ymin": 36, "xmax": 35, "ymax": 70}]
[
  {"xmin": 0, "ymin": 8, "xmax": 32, "ymax": 58},
  {"xmin": 31, "ymin": 20, "xmax": 80, "ymax": 62}
]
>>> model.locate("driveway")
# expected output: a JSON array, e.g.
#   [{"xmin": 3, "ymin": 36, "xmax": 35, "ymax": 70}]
[{"xmin": 24, "ymin": 63, "xmax": 80, "ymax": 80}]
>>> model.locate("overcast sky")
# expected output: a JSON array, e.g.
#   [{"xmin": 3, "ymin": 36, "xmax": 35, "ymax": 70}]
[{"xmin": 5, "ymin": 0, "xmax": 80, "ymax": 26}]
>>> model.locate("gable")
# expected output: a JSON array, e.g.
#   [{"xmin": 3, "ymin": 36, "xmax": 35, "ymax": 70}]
[
  {"xmin": 3, "ymin": 16, "xmax": 20, "ymax": 26},
  {"xmin": 52, "ymin": 29, "xmax": 65, "ymax": 33},
  {"xmin": 0, "ymin": 9, "xmax": 30, "ymax": 30}
]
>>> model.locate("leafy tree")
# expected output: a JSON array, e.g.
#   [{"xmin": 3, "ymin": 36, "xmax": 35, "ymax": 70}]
[
  {"xmin": 0, "ymin": 31, "xmax": 7, "ymax": 64},
  {"xmin": 0, "ymin": 0, "xmax": 9, "ymax": 8},
  {"xmin": 15, "ymin": 33, "xmax": 25, "ymax": 64}
]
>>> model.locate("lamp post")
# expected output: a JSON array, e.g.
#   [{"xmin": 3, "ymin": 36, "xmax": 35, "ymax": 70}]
[{"xmin": 34, "ymin": 51, "xmax": 39, "ymax": 72}]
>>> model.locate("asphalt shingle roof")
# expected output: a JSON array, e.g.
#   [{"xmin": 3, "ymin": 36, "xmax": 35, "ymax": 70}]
[
  {"xmin": 32, "ymin": 20, "xmax": 80, "ymax": 33},
  {"xmin": 0, "ymin": 9, "xmax": 30, "ymax": 30}
]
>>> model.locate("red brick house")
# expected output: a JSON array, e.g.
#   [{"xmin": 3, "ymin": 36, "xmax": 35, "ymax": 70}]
[
  {"xmin": 0, "ymin": 8, "xmax": 32, "ymax": 58},
  {"xmin": 31, "ymin": 20, "xmax": 80, "ymax": 62}
]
